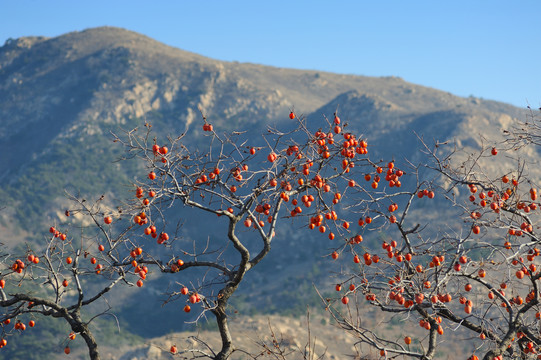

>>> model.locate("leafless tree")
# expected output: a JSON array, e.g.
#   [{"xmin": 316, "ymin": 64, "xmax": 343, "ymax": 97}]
[
  {"xmin": 319, "ymin": 108, "xmax": 541, "ymax": 360},
  {"xmin": 0, "ymin": 194, "xmax": 132, "ymax": 360},
  {"xmin": 103, "ymin": 111, "xmax": 384, "ymax": 359}
]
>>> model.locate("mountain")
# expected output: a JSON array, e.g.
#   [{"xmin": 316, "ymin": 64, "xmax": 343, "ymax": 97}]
[
  {"xmin": 0, "ymin": 26, "xmax": 532, "ymax": 359},
  {"xmin": 0, "ymin": 27, "xmax": 527, "ymax": 233},
  {"xmin": 0, "ymin": 27, "xmax": 523, "ymax": 183}
]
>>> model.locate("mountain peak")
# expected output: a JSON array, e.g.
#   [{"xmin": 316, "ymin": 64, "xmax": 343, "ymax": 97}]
[
  {"xmin": 0, "ymin": 26, "xmax": 526, "ymax": 189},
  {"xmin": 3, "ymin": 35, "xmax": 49, "ymax": 48}
]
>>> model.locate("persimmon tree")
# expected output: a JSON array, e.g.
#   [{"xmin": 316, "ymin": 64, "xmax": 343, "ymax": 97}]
[
  {"xmin": 0, "ymin": 196, "xmax": 134, "ymax": 360},
  {"xmin": 318, "ymin": 108, "xmax": 541, "ymax": 360},
  {"xmin": 105, "ymin": 113, "xmax": 367, "ymax": 359}
]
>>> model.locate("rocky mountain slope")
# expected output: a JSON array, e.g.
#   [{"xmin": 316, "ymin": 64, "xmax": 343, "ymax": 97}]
[
  {"xmin": 0, "ymin": 27, "xmax": 528, "ymax": 235},
  {"xmin": 0, "ymin": 27, "xmax": 524, "ymax": 184}
]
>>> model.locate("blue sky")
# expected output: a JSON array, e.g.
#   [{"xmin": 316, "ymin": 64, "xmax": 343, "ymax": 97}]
[{"xmin": 1, "ymin": 1, "xmax": 539, "ymax": 107}]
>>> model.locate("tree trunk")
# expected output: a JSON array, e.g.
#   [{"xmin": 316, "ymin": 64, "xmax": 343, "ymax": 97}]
[
  {"xmin": 214, "ymin": 309, "xmax": 233, "ymax": 360},
  {"xmin": 69, "ymin": 313, "xmax": 100, "ymax": 360},
  {"xmin": 80, "ymin": 327, "xmax": 100, "ymax": 360}
]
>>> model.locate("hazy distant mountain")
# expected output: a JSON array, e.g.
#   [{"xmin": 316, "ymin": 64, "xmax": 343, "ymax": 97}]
[
  {"xmin": 0, "ymin": 26, "xmax": 532, "ymax": 359},
  {"xmin": 0, "ymin": 27, "xmax": 524, "ymax": 185}
]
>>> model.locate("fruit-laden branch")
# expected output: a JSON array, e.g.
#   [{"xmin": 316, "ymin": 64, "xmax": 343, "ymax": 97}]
[
  {"xmin": 0, "ymin": 291, "xmax": 108, "ymax": 360},
  {"xmin": 0, "ymin": 194, "xmax": 133, "ymax": 359}
]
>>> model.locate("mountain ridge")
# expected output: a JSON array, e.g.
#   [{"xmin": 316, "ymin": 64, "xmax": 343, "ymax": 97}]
[
  {"xmin": 0, "ymin": 25, "xmax": 531, "ymax": 252},
  {"xmin": 1, "ymin": 26, "xmax": 524, "ymax": 138},
  {"xmin": 0, "ymin": 25, "xmax": 531, "ymax": 237},
  {"xmin": 0, "ymin": 27, "xmax": 526, "ymax": 182}
]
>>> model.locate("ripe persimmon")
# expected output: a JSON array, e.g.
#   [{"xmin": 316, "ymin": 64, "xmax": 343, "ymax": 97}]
[
  {"xmin": 267, "ymin": 153, "xmax": 277, "ymax": 162},
  {"xmin": 478, "ymin": 269, "xmax": 486, "ymax": 278},
  {"xmin": 159, "ymin": 232, "xmax": 169, "ymax": 243}
]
